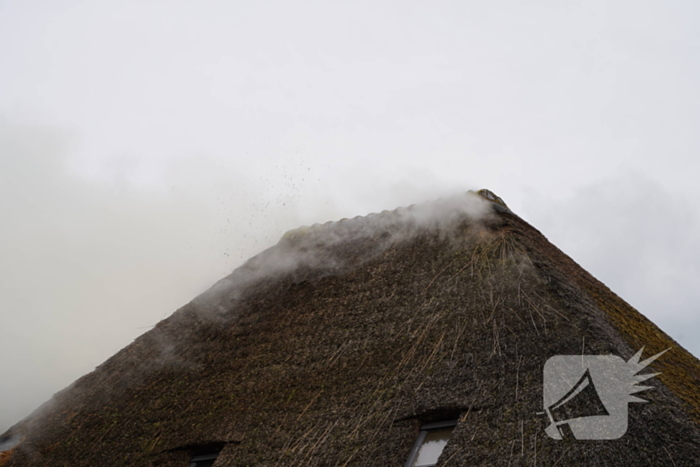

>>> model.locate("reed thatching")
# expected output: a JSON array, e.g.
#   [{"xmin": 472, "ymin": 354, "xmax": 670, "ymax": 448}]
[{"xmin": 1, "ymin": 190, "xmax": 699, "ymax": 466}]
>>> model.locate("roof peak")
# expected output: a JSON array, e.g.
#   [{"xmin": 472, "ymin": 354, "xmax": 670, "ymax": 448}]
[{"xmin": 475, "ymin": 188, "xmax": 509, "ymax": 210}]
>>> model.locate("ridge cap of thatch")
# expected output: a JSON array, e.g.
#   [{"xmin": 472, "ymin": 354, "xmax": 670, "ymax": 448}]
[{"xmin": 281, "ymin": 188, "xmax": 509, "ymax": 241}]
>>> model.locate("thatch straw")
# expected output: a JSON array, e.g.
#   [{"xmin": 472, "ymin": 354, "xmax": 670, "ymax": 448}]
[{"xmin": 2, "ymin": 190, "xmax": 699, "ymax": 466}]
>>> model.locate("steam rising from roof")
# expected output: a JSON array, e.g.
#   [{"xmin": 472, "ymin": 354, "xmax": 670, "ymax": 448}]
[
  {"xmin": 0, "ymin": 434, "xmax": 19, "ymax": 452},
  {"xmin": 192, "ymin": 190, "xmax": 499, "ymax": 317},
  {"xmin": 285, "ymin": 189, "xmax": 498, "ymax": 238}
]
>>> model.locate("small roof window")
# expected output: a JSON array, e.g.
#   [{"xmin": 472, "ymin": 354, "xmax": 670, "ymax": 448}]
[
  {"xmin": 404, "ymin": 420, "xmax": 457, "ymax": 467},
  {"xmin": 189, "ymin": 445, "xmax": 223, "ymax": 467}
]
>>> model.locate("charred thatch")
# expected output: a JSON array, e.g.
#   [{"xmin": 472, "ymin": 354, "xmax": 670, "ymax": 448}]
[{"xmin": 2, "ymin": 190, "xmax": 699, "ymax": 466}]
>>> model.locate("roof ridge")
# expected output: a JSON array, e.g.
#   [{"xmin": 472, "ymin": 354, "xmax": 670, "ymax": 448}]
[{"xmin": 282, "ymin": 188, "xmax": 509, "ymax": 240}]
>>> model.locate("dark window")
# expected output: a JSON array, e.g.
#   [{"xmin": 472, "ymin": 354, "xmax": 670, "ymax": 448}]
[
  {"xmin": 404, "ymin": 420, "xmax": 457, "ymax": 467},
  {"xmin": 189, "ymin": 448, "xmax": 221, "ymax": 467}
]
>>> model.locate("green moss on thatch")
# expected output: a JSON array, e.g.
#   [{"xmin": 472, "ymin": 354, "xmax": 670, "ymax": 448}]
[{"xmin": 499, "ymin": 211, "xmax": 700, "ymax": 424}]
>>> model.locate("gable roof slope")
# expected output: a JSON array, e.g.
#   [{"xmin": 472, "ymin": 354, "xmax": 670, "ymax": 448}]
[{"xmin": 2, "ymin": 189, "xmax": 699, "ymax": 466}]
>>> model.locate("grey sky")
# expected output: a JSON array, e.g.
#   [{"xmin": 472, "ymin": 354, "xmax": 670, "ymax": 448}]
[{"xmin": 2, "ymin": 1, "xmax": 700, "ymax": 433}]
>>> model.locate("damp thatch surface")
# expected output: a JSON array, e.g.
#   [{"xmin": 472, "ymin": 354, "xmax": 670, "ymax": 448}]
[{"xmin": 1, "ymin": 191, "xmax": 699, "ymax": 466}]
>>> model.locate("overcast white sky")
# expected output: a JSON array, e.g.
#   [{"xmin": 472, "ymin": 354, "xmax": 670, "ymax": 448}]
[{"xmin": 2, "ymin": 0, "xmax": 700, "ymax": 434}]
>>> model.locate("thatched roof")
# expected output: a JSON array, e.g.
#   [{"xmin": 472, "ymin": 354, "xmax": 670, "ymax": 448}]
[{"xmin": 2, "ymin": 190, "xmax": 699, "ymax": 466}]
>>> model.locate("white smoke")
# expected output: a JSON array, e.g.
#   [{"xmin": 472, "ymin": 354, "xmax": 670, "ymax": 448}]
[
  {"xmin": 0, "ymin": 117, "xmax": 494, "ymax": 434},
  {"xmin": 191, "ymin": 190, "xmax": 495, "ymax": 317}
]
